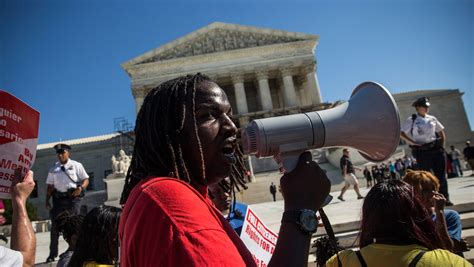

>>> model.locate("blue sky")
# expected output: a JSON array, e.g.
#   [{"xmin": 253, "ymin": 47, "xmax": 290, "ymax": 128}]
[{"xmin": 0, "ymin": 0, "xmax": 472, "ymax": 144}]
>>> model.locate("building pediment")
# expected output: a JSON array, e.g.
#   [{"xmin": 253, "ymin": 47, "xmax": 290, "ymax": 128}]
[{"xmin": 123, "ymin": 22, "xmax": 318, "ymax": 68}]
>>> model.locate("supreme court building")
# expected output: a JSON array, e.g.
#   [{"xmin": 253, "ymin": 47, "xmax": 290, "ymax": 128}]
[
  {"xmin": 122, "ymin": 21, "xmax": 473, "ymax": 170},
  {"xmin": 122, "ymin": 22, "xmax": 327, "ymax": 127},
  {"xmin": 29, "ymin": 22, "xmax": 473, "ymax": 219}
]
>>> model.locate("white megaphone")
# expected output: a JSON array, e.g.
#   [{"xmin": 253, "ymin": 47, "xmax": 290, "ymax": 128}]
[{"xmin": 241, "ymin": 81, "xmax": 400, "ymax": 173}]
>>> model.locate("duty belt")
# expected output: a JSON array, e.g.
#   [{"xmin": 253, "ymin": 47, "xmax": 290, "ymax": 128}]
[
  {"xmin": 53, "ymin": 191, "xmax": 70, "ymax": 199},
  {"xmin": 410, "ymin": 140, "xmax": 441, "ymax": 152}
]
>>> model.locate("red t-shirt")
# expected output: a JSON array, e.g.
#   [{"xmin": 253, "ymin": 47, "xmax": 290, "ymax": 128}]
[{"xmin": 119, "ymin": 177, "xmax": 256, "ymax": 267}]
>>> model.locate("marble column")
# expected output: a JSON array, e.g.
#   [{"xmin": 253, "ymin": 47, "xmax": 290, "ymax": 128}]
[
  {"xmin": 280, "ymin": 68, "xmax": 298, "ymax": 107},
  {"xmin": 231, "ymin": 74, "xmax": 249, "ymax": 114},
  {"xmin": 256, "ymin": 71, "xmax": 273, "ymax": 111},
  {"xmin": 247, "ymin": 155, "xmax": 256, "ymax": 182},
  {"xmin": 133, "ymin": 88, "xmax": 146, "ymax": 115},
  {"xmin": 305, "ymin": 63, "xmax": 323, "ymax": 105},
  {"xmin": 135, "ymin": 97, "xmax": 144, "ymax": 114}
]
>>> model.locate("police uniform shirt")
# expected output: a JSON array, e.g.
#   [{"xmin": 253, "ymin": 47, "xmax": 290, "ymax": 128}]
[
  {"xmin": 401, "ymin": 114, "xmax": 444, "ymax": 144},
  {"xmin": 46, "ymin": 159, "xmax": 89, "ymax": 193}
]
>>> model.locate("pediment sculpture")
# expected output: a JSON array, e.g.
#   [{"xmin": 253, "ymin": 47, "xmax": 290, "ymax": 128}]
[{"xmin": 141, "ymin": 28, "xmax": 306, "ymax": 63}]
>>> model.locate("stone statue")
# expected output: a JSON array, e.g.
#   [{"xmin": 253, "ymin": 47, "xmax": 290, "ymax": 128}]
[
  {"xmin": 117, "ymin": 149, "xmax": 131, "ymax": 174},
  {"xmin": 109, "ymin": 150, "xmax": 131, "ymax": 178}
]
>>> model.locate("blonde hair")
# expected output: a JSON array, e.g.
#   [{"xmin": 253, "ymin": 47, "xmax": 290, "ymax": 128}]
[{"xmin": 402, "ymin": 170, "xmax": 440, "ymax": 192}]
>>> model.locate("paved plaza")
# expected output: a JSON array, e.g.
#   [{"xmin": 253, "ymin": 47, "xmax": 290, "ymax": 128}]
[
  {"xmin": 252, "ymin": 173, "xmax": 474, "ymax": 234},
  {"xmin": 3, "ymin": 171, "xmax": 470, "ymax": 265}
]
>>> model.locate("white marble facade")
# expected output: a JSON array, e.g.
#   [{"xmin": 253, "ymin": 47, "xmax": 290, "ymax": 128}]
[
  {"xmin": 122, "ymin": 22, "xmax": 473, "ymax": 172},
  {"xmin": 122, "ymin": 22, "xmax": 324, "ymax": 126}
]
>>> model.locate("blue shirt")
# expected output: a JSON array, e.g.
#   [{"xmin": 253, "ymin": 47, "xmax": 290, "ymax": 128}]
[
  {"xmin": 432, "ymin": 209, "xmax": 462, "ymax": 241},
  {"xmin": 227, "ymin": 202, "xmax": 248, "ymax": 236}
]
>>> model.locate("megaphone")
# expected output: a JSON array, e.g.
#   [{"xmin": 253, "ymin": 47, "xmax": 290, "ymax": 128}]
[{"xmin": 241, "ymin": 81, "xmax": 400, "ymax": 173}]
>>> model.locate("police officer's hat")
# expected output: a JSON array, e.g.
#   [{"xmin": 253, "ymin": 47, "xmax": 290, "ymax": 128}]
[
  {"xmin": 53, "ymin": 143, "xmax": 71, "ymax": 153},
  {"xmin": 412, "ymin": 97, "xmax": 430, "ymax": 107}
]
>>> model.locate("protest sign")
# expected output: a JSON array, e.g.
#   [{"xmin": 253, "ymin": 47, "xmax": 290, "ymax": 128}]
[
  {"xmin": 239, "ymin": 205, "xmax": 323, "ymax": 266},
  {"xmin": 0, "ymin": 90, "xmax": 40, "ymax": 198},
  {"xmin": 240, "ymin": 206, "xmax": 278, "ymax": 267}
]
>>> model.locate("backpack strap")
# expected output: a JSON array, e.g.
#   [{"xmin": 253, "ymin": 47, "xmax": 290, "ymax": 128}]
[
  {"xmin": 355, "ymin": 250, "xmax": 367, "ymax": 267},
  {"xmin": 408, "ymin": 251, "xmax": 426, "ymax": 267},
  {"xmin": 318, "ymin": 208, "xmax": 343, "ymax": 267}
]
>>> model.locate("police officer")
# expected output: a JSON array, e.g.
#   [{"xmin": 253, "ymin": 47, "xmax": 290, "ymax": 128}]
[
  {"xmin": 400, "ymin": 97, "xmax": 453, "ymax": 206},
  {"xmin": 45, "ymin": 144, "xmax": 89, "ymax": 263}
]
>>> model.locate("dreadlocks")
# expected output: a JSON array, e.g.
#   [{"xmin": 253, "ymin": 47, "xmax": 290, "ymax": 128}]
[
  {"xmin": 55, "ymin": 211, "xmax": 84, "ymax": 244},
  {"xmin": 68, "ymin": 205, "xmax": 122, "ymax": 267},
  {"xmin": 120, "ymin": 73, "xmax": 249, "ymax": 205}
]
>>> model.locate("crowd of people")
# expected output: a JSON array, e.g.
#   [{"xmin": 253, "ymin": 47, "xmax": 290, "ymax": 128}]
[
  {"xmin": 1, "ymin": 74, "xmax": 472, "ymax": 266},
  {"xmin": 361, "ymin": 146, "xmax": 471, "ymax": 188},
  {"xmin": 362, "ymin": 156, "xmax": 417, "ymax": 187},
  {"xmin": 0, "ymin": 169, "xmax": 122, "ymax": 267}
]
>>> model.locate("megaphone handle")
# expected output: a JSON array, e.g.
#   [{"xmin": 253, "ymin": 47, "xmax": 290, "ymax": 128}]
[
  {"xmin": 323, "ymin": 194, "xmax": 333, "ymax": 207},
  {"xmin": 275, "ymin": 151, "xmax": 304, "ymax": 173}
]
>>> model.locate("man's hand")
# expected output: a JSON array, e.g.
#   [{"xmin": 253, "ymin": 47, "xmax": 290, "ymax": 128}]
[
  {"xmin": 406, "ymin": 139, "xmax": 421, "ymax": 146},
  {"xmin": 11, "ymin": 170, "xmax": 35, "ymax": 205},
  {"xmin": 280, "ymin": 151, "xmax": 331, "ymax": 212},
  {"xmin": 45, "ymin": 202, "xmax": 51, "ymax": 210},
  {"xmin": 432, "ymin": 191, "xmax": 446, "ymax": 211},
  {"xmin": 269, "ymin": 152, "xmax": 331, "ymax": 267},
  {"xmin": 10, "ymin": 169, "xmax": 36, "ymax": 267},
  {"xmin": 401, "ymin": 132, "xmax": 420, "ymax": 146},
  {"xmin": 453, "ymin": 238, "xmax": 470, "ymax": 253},
  {"xmin": 71, "ymin": 187, "xmax": 83, "ymax": 197}
]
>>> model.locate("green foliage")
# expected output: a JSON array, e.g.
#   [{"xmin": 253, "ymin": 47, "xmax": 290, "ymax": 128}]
[{"xmin": 2, "ymin": 199, "xmax": 38, "ymax": 225}]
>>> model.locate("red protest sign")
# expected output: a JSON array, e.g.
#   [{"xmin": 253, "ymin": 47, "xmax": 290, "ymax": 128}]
[
  {"xmin": 240, "ymin": 207, "xmax": 278, "ymax": 266},
  {"xmin": 0, "ymin": 90, "xmax": 40, "ymax": 198}
]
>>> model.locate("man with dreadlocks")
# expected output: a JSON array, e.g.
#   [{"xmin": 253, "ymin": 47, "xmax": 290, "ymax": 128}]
[{"xmin": 118, "ymin": 73, "xmax": 330, "ymax": 266}]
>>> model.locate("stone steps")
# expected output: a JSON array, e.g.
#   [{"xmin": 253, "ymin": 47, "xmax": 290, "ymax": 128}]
[
  {"xmin": 312, "ymin": 205, "xmax": 474, "ymax": 238},
  {"xmin": 308, "ymin": 208, "xmax": 474, "ymax": 265},
  {"xmin": 465, "ymin": 249, "xmax": 474, "ymax": 265},
  {"xmin": 461, "ymin": 212, "xmax": 474, "ymax": 229},
  {"xmin": 310, "ymin": 225, "xmax": 474, "ymax": 254},
  {"xmin": 464, "ymin": 228, "xmax": 474, "ymax": 252},
  {"xmin": 309, "ymin": 229, "xmax": 474, "ymax": 266},
  {"xmin": 453, "ymin": 202, "xmax": 474, "ymax": 214}
]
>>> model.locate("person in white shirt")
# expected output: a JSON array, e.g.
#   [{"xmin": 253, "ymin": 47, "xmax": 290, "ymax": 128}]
[
  {"xmin": 45, "ymin": 144, "xmax": 89, "ymax": 263},
  {"xmin": 403, "ymin": 156, "xmax": 412, "ymax": 170},
  {"xmin": 400, "ymin": 97, "xmax": 452, "ymax": 206}
]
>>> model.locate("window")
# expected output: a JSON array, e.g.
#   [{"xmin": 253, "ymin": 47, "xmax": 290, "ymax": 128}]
[{"xmin": 87, "ymin": 172, "xmax": 95, "ymax": 191}]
